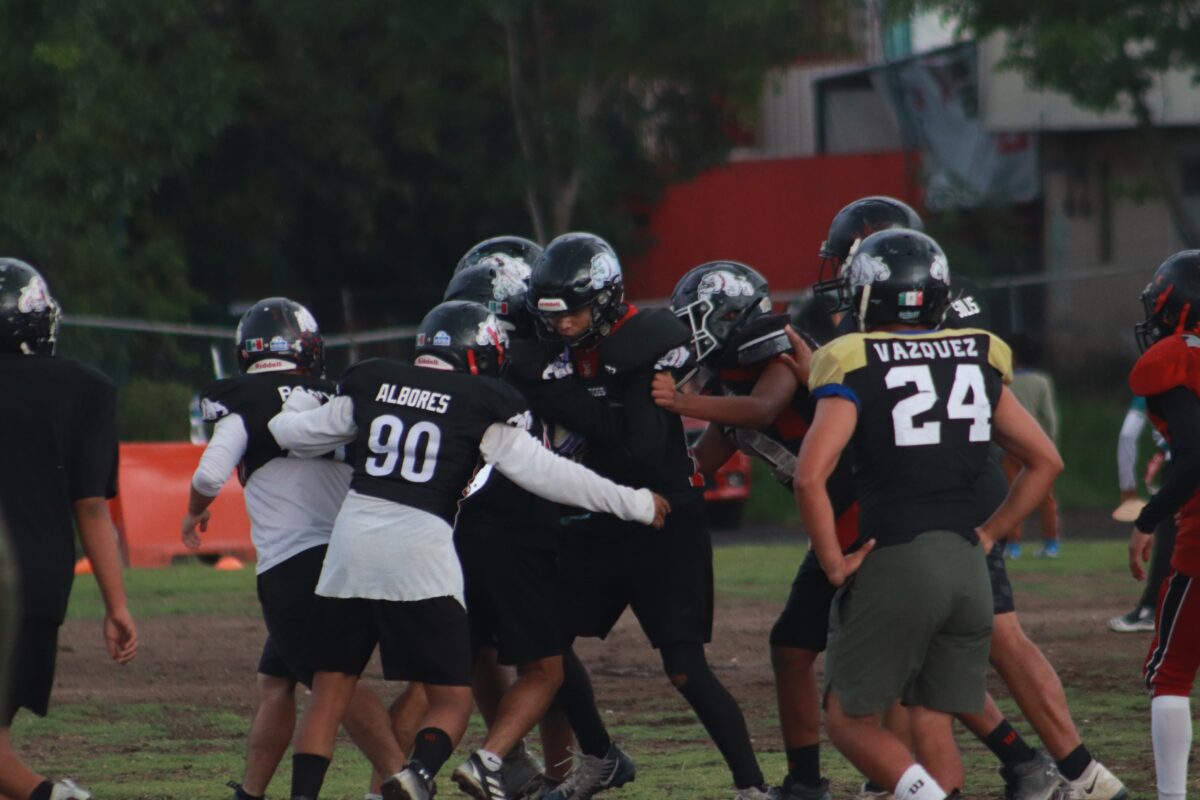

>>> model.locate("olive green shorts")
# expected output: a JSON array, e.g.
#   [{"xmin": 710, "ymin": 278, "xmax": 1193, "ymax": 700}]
[{"xmin": 823, "ymin": 530, "xmax": 993, "ymax": 716}]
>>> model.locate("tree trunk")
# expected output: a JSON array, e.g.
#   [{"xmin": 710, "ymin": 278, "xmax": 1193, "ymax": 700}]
[{"xmin": 500, "ymin": 15, "xmax": 547, "ymax": 243}]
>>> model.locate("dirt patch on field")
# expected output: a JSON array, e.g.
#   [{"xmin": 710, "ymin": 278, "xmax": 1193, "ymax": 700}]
[{"xmin": 44, "ymin": 566, "xmax": 1156, "ymax": 797}]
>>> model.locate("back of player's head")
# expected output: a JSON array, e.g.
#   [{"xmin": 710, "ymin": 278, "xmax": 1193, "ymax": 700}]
[
  {"xmin": 236, "ymin": 297, "xmax": 325, "ymax": 376},
  {"xmin": 788, "ymin": 288, "xmax": 840, "ymax": 348},
  {"xmin": 444, "ymin": 247, "xmax": 536, "ymax": 340},
  {"xmin": 1136, "ymin": 249, "xmax": 1200, "ymax": 352},
  {"xmin": 415, "ymin": 300, "xmax": 509, "ymax": 376},
  {"xmin": 813, "ymin": 196, "xmax": 924, "ymax": 315},
  {"xmin": 670, "ymin": 261, "xmax": 772, "ymax": 366},
  {"xmin": 527, "ymin": 232, "xmax": 625, "ymax": 347},
  {"xmin": 0, "ymin": 258, "xmax": 61, "ymax": 356},
  {"xmin": 454, "ymin": 235, "xmax": 543, "ymax": 276},
  {"xmin": 845, "ymin": 229, "xmax": 950, "ymax": 331}
]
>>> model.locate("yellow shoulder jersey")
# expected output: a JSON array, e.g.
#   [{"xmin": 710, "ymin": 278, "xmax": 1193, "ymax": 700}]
[{"xmin": 807, "ymin": 328, "xmax": 1012, "ymax": 546}]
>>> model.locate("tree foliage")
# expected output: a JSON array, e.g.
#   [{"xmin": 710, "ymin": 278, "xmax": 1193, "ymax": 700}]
[
  {"xmin": 897, "ymin": 0, "xmax": 1200, "ymax": 245},
  {"xmin": 0, "ymin": 0, "xmax": 836, "ymax": 335}
]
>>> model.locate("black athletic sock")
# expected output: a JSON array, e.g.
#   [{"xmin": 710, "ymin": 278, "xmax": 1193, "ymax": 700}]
[
  {"xmin": 28, "ymin": 781, "xmax": 53, "ymax": 800},
  {"xmin": 558, "ymin": 648, "xmax": 613, "ymax": 757},
  {"xmin": 661, "ymin": 642, "xmax": 764, "ymax": 790},
  {"xmin": 785, "ymin": 744, "xmax": 821, "ymax": 787},
  {"xmin": 864, "ymin": 781, "xmax": 889, "ymax": 792},
  {"xmin": 982, "ymin": 720, "xmax": 1037, "ymax": 768},
  {"xmin": 290, "ymin": 753, "xmax": 330, "ymax": 800},
  {"xmin": 410, "ymin": 727, "xmax": 454, "ymax": 776},
  {"xmin": 1056, "ymin": 744, "xmax": 1093, "ymax": 782}
]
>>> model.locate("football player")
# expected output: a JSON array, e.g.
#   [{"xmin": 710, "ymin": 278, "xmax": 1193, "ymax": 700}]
[
  {"xmin": 520, "ymin": 234, "xmax": 772, "ymax": 800},
  {"xmin": 1127, "ymin": 250, "xmax": 1200, "ymax": 800},
  {"xmin": 181, "ymin": 297, "xmax": 406, "ymax": 800},
  {"xmin": 440, "ymin": 236, "xmax": 575, "ymax": 800},
  {"xmin": 795, "ymin": 229, "xmax": 1063, "ymax": 799},
  {"xmin": 652, "ymin": 260, "xmax": 848, "ymax": 800},
  {"xmin": 0, "ymin": 259, "xmax": 138, "ymax": 800},
  {"xmin": 940, "ymin": 282, "xmax": 1127, "ymax": 800},
  {"xmin": 269, "ymin": 300, "xmax": 668, "ymax": 800}
]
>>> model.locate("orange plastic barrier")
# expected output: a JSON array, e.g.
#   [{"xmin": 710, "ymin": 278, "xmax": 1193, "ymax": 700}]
[{"xmin": 111, "ymin": 443, "xmax": 255, "ymax": 568}]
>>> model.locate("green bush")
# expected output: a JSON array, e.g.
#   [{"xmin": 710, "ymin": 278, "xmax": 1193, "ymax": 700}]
[{"xmin": 118, "ymin": 377, "xmax": 195, "ymax": 441}]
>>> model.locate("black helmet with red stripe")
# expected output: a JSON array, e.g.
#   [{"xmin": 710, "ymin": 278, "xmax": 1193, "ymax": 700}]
[
  {"xmin": 1136, "ymin": 250, "xmax": 1200, "ymax": 352},
  {"xmin": 415, "ymin": 300, "xmax": 509, "ymax": 376},
  {"xmin": 236, "ymin": 297, "xmax": 325, "ymax": 375}
]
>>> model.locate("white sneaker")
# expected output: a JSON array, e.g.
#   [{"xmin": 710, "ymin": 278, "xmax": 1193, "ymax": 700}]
[
  {"xmin": 854, "ymin": 781, "xmax": 894, "ymax": 799},
  {"xmin": 1065, "ymin": 761, "xmax": 1128, "ymax": 800},
  {"xmin": 50, "ymin": 780, "xmax": 93, "ymax": 800},
  {"xmin": 1107, "ymin": 606, "xmax": 1154, "ymax": 633}
]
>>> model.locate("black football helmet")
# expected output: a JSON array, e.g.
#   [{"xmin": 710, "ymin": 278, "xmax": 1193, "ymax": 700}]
[
  {"xmin": 0, "ymin": 258, "xmax": 61, "ymax": 356},
  {"xmin": 527, "ymin": 232, "xmax": 625, "ymax": 347},
  {"xmin": 670, "ymin": 261, "xmax": 772, "ymax": 366},
  {"xmin": 1136, "ymin": 250, "xmax": 1200, "ymax": 352},
  {"xmin": 941, "ymin": 275, "xmax": 993, "ymax": 332},
  {"xmin": 444, "ymin": 262, "xmax": 534, "ymax": 339},
  {"xmin": 813, "ymin": 196, "xmax": 924, "ymax": 314},
  {"xmin": 415, "ymin": 300, "xmax": 509, "ymax": 376},
  {"xmin": 236, "ymin": 297, "xmax": 325, "ymax": 375},
  {"xmin": 454, "ymin": 235, "xmax": 543, "ymax": 276},
  {"xmin": 787, "ymin": 288, "xmax": 839, "ymax": 348},
  {"xmin": 845, "ymin": 229, "xmax": 950, "ymax": 330}
]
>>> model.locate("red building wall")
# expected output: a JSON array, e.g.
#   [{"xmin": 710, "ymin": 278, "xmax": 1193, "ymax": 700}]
[{"xmin": 624, "ymin": 151, "xmax": 919, "ymax": 301}]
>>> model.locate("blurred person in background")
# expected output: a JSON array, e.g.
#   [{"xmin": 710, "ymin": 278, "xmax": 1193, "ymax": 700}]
[
  {"xmin": 0, "ymin": 259, "xmax": 138, "ymax": 800},
  {"xmin": 1001, "ymin": 333, "xmax": 1060, "ymax": 559},
  {"xmin": 1109, "ymin": 396, "xmax": 1175, "ymax": 633},
  {"xmin": 1127, "ymin": 249, "xmax": 1200, "ymax": 800}
]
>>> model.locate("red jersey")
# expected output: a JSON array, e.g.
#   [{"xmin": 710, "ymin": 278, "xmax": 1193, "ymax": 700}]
[{"xmin": 1130, "ymin": 333, "xmax": 1200, "ymax": 576}]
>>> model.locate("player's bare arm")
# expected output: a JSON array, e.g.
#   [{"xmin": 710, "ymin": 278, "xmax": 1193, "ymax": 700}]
[
  {"xmin": 181, "ymin": 486, "xmax": 215, "ymax": 549},
  {"xmin": 793, "ymin": 396, "xmax": 875, "ymax": 586},
  {"xmin": 651, "ymin": 359, "xmax": 797, "ymax": 429},
  {"xmin": 777, "ymin": 325, "xmax": 815, "ymax": 385},
  {"xmin": 74, "ymin": 496, "xmax": 138, "ymax": 665},
  {"xmin": 979, "ymin": 387, "xmax": 1064, "ymax": 552},
  {"xmin": 690, "ymin": 422, "xmax": 738, "ymax": 475}
]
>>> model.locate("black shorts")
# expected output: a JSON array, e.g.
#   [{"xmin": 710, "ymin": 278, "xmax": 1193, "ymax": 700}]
[
  {"xmin": 558, "ymin": 492, "xmax": 713, "ymax": 648},
  {"xmin": 255, "ymin": 544, "xmax": 327, "ymax": 686},
  {"xmin": 3, "ymin": 615, "xmax": 58, "ymax": 724},
  {"xmin": 456, "ymin": 534, "xmax": 567, "ymax": 666},
  {"xmin": 770, "ymin": 548, "xmax": 837, "ymax": 651},
  {"xmin": 308, "ymin": 594, "xmax": 472, "ymax": 686},
  {"xmin": 987, "ymin": 543, "xmax": 1015, "ymax": 615}
]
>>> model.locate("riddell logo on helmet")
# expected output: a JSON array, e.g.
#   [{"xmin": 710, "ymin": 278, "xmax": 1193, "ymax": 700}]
[{"xmin": 538, "ymin": 298, "xmax": 569, "ymax": 312}]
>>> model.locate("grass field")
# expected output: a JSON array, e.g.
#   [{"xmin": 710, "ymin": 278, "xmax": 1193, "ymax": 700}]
[{"xmin": 14, "ymin": 539, "xmax": 1176, "ymax": 799}]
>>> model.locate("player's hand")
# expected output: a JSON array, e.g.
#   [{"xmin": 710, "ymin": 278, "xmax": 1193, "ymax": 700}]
[
  {"xmin": 1129, "ymin": 527, "xmax": 1154, "ymax": 581},
  {"xmin": 778, "ymin": 326, "xmax": 814, "ymax": 384},
  {"xmin": 104, "ymin": 607, "xmax": 138, "ymax": 665},
  {"xmin": 181, "ymin": 509, "xmax": 210, "ymax": 549},
  {"xmin": 650, "ymin": 492, "xmax": 671, "ymax": 528},
  {"xmin": 650, "ymin": 372, "xmax": 683, "ymax": 411},
  {"xmin": 834, "ymin": 538, "xmax": 875, "ymax": 585},
  {"xmin": 975, "ymin": 526, "xmax": 995, "ymax": 554}
]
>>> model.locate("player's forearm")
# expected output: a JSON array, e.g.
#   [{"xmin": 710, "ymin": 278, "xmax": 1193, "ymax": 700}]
[
  {"xmin": 667, "ymin": 390, "xmax": 780, "ymax": 430},
  {"xmin": 74, "ymin": 498, "xmax": 130, "ymax": 615},
  {"xmin": 482, "ymin": 423, "xmax": 655, "ymax": 524},
  {"xmin": 793, "ymin": 480, "xmax": 845, "ymax": 583},
  {"xmin": 979, "ymin": 459, "xmax": 1062, "ymax": 542},
  {"xmin": 187, "ymin": 485, "xmax": 217, "ymax": 516}
]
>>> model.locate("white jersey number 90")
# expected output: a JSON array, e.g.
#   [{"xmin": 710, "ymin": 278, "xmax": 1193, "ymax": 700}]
[{"xmin": 365, "ymin": 415, "xmax": 442, "ymax": 481}]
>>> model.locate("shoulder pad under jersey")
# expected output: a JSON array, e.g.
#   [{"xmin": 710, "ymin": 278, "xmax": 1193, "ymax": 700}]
[
  {"xmin": 599, "ymin": 307, "xmax": 690, "ymax": 374},
  {"xmin": 1130, "ymin": 334, "xmax": 1200, "ymax": 397}
]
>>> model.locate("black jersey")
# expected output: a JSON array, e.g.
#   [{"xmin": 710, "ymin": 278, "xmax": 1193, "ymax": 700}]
[
  {"xmin": 518, "ymin": 308, "xmax": 698, "ymax": 500},
  {"xmin": 200, "ymin": 372, "xmax": 338, "ymax": 484},
  {"xmin": 0, "ymin": 355, "xmax": 118, "ymax": 624},
  {"xmin": 338, "ymin": 358, "xmax": 530, "ymax": 525},
  {"xmin": 809, "ymin": 328, "xmax": 1012, "ymax": 547}
]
